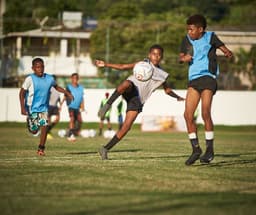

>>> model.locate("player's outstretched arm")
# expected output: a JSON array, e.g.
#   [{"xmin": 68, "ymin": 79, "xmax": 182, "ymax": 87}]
[
  {"xmin": 95, "ymin": 59, "xmax": 136, "ymax": 70},
  {"xmin": 219, "ymin": 45, "xmax": 233, "ymax": 58},
  {"xmin": 55, "ymin": 85, "xmax": 74, "ymax": 101},
  {"xmin": 163, "ymin": 82, "xmax": 185, "ymax": 101},
  {"xmin": 179, "ymin": 53, "xmax": 193, "ymax": 63}
]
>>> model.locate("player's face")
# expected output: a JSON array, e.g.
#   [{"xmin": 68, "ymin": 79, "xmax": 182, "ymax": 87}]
[
  {"xmin": 71, "ymin": 75, "xmax": 79, "ymax": 85},
  {"xmin": 148, "ymin": 48, "xmax": 163, "ymax": 66},
  {"xmin": 187, "ymin": 24, "xmax": 204, "ymax": 40},
  {"xmin": 32, "ymin": 61, "xmax": 44, "ymax": 77}
]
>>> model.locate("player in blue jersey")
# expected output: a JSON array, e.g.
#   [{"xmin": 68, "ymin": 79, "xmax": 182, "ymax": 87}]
[
  {"xmin": 62, "ymin": 73, "xmax": 84, "ymax": 142},
  {"xmin": 19, "ymin": 58, "xmax": 73, "ymax": 156},
  {"xmin": 179, "ymin": 14, "xmax": 233, "ymax": 165}
]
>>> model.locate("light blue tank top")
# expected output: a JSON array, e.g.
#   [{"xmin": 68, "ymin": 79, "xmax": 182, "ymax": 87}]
[
  {"xmin": 187, "ymin": 31, "xmax": 218, "ymax": 81},
  {"xmin": 66, "ymin": 84, "xmax": 84, "ymax": 110},
  {"xmin": 30, "ymin": 73, "xmax": 55, "ymax": 113}
]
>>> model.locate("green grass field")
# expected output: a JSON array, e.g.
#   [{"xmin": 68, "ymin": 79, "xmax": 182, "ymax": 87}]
[{"xmin": 0, "ymin": 123, "xmax": 256, "ymax": 215}]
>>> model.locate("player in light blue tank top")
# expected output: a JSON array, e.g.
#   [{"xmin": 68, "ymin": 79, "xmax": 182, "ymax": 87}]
[
  {"xmin": 62, "ymin": 73, "xmax": 84, "ymax": 141},
  {"xmin": 19, "ymin": 58, "xmax": 73, "ymax": 156},
  {"xmin": 66, "ymin": 83, "xmax": 84, "ymax": 110},
  {"xmin": 179, "ymin": 14, "xmax": 233, "ymax": 165},
  {"xmin": 29, "ymin": 73, "xmax": 55, "ymax": 113},
  {"xmin": 186, "ymin": 31, "xmax": 217, "ymax": 81}
]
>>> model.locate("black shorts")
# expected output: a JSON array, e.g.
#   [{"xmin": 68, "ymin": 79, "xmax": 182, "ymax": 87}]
[
  {"xmin": 68, "ymin": 108, "xmax": 80, "ymax": 120},
  {"xmin": 122, "ymin": 82, "xmax": 143, "ymax": 113},
  {"xmin": 188, "ymin": 76, "xmax": 217, "ymax": 95},
  {"xmin": 48, "ymin": 106, "xmax": 59, "ymax": 116}
]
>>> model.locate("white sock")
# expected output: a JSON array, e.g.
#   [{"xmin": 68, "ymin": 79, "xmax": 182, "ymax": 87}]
[
  {"xmin": 205, "ymin": 131, "xmax": 214, "ymax": 140},
  {"xmin": 188, "ymin": 132, "xmax": 197, "ymax": 139}
]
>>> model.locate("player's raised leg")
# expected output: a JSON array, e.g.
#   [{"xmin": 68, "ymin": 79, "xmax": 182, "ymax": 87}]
[
  {"xmin": 99, "ymin": 110, "xmax": 139, "ymax": 160},
  {"xmin": 98, "ymin": 80, "xmax": 132, "ymax": 118}
]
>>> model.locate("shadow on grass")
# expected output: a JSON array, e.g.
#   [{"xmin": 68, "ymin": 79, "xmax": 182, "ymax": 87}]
[
  {"xmin": 207, "ymin": 158, "xmax": 256, "ymax": 167},
  {"xmin": 66, "ymin": 149, "xmax": 141, "ymax": 155},
  {"xmin": 63, "ymin": 191, "xmax": 256, "ymax": 215}
]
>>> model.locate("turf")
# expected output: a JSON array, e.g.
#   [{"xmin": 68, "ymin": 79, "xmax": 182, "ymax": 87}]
[{"xmin": 0, "ymin": 123, "xmax": 255, "ymax": 215}]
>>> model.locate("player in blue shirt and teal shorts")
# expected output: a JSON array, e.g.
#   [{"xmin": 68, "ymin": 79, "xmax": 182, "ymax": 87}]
[
  {"xmin": 179, "ymin": 14, "xmax": 233, "ymax": 165},
  {"xmin": 19, "ymin": 58, "xmax": 73, "ymax": 156}
]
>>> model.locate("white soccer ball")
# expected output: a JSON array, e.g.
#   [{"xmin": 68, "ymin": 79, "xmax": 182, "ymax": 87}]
[
  {"xmin": 80, "ymin": 129, "xmax": 90, "ymax": 138},
  {"xmin": 89, "ymin": 129, "xmax": 96, "ymax": 137},
  {"xmin": 133, "ymin": 61, "xmax": 153, "ymax": 81},
  {"xmin": 103, "ymin": 130, "xmax": 115, "ymax": 139},
  {"xmin": 80, "ymin": 129, "xmax": 96, "ymax": 138},
  {"xmin": 58, "ymin": 129, "xmax": 66, "ymax": 138}
]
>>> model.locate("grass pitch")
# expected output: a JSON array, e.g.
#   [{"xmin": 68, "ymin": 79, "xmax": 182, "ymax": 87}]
[{"xmin": 0, "ymin": 123, "xmax": 255, "ymax": 215}]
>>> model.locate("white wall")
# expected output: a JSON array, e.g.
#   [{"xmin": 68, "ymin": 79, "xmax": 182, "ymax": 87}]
[{"xmin": 1, "ymin": 88, "xmax": 256, "ymax": 125}]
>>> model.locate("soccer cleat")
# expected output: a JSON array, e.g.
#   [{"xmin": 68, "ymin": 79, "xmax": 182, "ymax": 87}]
[
  {"xmin": 98, "ymin": 103, "xmax": 111, "ymax": 119},
  {"xmin": 200, "ymin": 147, "xmax": 214, "ymax": 164},
  {"xmin": 67, "ymin": 134, "xmax": 76, "ymax": 142},
  {"xmin": 185, "ymin": 146, "xmax": 202, "ymax": 166},
  {"xmin": 98, "ymin": 146, "xmax": 108, "ymax": 160},
  {"xmin": 37, "ymin": 149, "xmax": 45, "ymax": 156}
]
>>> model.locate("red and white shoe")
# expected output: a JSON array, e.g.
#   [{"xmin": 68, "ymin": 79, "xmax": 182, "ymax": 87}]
[
  {"xmin": 37, "ymin": 149, "xmax": 45, "ymax": 156},
  {"xmin": 67, "ymin": 134, "xmax": 76, "ymax": 142}
]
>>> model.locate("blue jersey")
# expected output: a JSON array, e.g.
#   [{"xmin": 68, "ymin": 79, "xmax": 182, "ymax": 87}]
[
  {"xmin": 22, "ymin": 73, "xmax": 56, "ymax": 113},
  {"xmin": 180, "ymin": 31, "xmax": 224, "ymax": 81},
  {"xmin": 66, "ymin": 84, "xmax": 84, "ymax": 110}
]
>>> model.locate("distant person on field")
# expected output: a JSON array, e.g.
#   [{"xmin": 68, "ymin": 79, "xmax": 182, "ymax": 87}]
[
  {"xmin": 179, "ymin": 14, "xmax": 233, "ymax": 165},
  {"xmin": 19, "ymin": 58, "xmax": 73, "ymax": 156},
  {"xmin": 98, "ymin": 92, "xmax": 112, "ymax": 136},
  {"xmin": 62, "ymin": 73, "xmax": 84, "ymax": 142}
]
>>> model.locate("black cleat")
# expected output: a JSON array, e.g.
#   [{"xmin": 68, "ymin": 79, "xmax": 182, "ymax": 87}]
[
  {"xmin": 200, "ymin": 147, "xmax": 214, "ymax": 164},
  {"xmin": 98, "ymin": 103, "xmax": 111, "ymax": 119},
  {"xmin": 98, "ymin": 146, "xmax": 108, "ymax": 160},
  {"xmin": 185, "ymin": 146, "xmax": 202, "ymax": 166}
]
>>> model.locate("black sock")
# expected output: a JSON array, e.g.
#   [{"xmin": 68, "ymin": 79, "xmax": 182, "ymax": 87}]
[
  {"xmin": 47, "ymin": 125, "xmax": 52, "ymax": 133},
  {"xmin": 206, "ymin": 139, "xmax": 213, "ymax": 149},
  {"xmin": 68, "ymin": 129, "xmax": 75, "ymax": 137},
  {"xmin": 190, "ymin": 138, "xmax": 199, "ymax": 147},
  {"xmin": 38, "ymin": 144, "xmax": 45, "ymax": 150},
  {"xmin": 104, "ymin": 135, "xmax": 120, "ymax": 150},
  {"xmin": 107, "ymin": 90, "xmax": 121, "ymax": 105}
]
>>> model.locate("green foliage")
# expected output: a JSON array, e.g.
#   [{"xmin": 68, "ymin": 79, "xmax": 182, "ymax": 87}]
[{"xmin": 3, "ymin": 0, "xmax": 256, "ymax": 89}]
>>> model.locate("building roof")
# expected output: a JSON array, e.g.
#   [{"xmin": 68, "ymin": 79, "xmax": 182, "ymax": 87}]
[{"xmin": 6, "ymin": 28, "xmax": 91, "ymax": 39}]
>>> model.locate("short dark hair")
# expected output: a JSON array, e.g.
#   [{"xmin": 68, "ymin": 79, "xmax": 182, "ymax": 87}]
[
  {"xmin": 186, "ymin": 14, "xmax": 207, "ymax": 30},
  {"xmin": 149, "ymin": 44, "xmax": 164, "ymax": 55},
  {"xmin": 32, "ymin": 57, "xmax": 44, "ymax": 66},
  {"xmin": 71, "ymin": 73, "xmax": 79, "ymax": 78}
]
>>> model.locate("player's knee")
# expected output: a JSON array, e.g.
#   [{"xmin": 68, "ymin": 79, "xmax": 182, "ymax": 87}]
[
  {"xmin": 184, "ymin": 112, "xmax": 193, "ymax": 122},
  {"xmin": 201, "ymin": 110, "xmax": 211, "ymax": 121},
  {"xmin": 117, "ymin": 80, "xmax": 132, "ymax": 93}
]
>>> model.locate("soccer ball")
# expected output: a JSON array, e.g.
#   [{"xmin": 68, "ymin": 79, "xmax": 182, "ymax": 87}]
[
  {"xmin": 80, "ymin": 129, "xmax": 96, "ymax": 138},
  {"xmin": 133, "ymin": 61, "xmax": 153, "ymax": 81},
  {"xmin": 103, "ymin": 130, "xmax": 115, "ymax": 139},
  {"xmin": 58, "ymin": 129, "xmax": 66, "ymax": 138}
]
